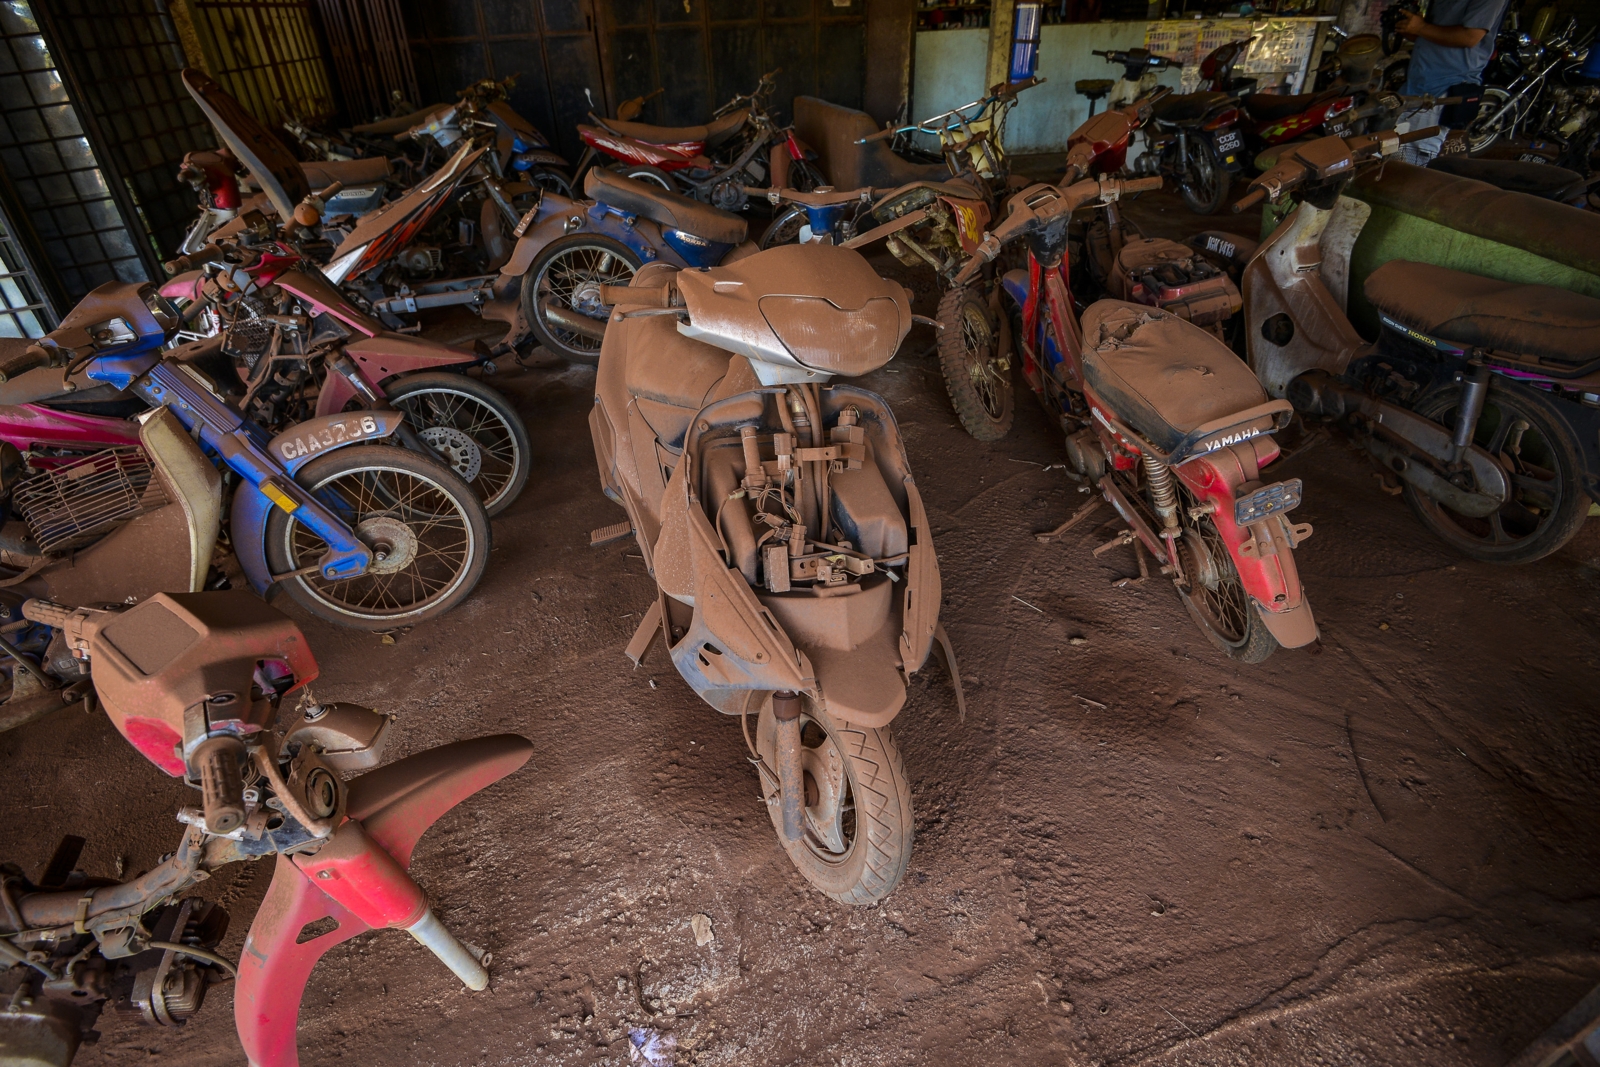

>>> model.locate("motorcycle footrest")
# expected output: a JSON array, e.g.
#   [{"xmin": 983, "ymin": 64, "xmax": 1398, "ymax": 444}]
[{"xmin": 589, "ymin": 521, "xmax": 634, "ymax": 548}]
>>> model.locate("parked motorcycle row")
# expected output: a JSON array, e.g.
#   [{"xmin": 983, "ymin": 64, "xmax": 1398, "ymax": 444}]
[{"xmin": 3, "ymin": 27, "xmax": 1598, "ymax": 1063}]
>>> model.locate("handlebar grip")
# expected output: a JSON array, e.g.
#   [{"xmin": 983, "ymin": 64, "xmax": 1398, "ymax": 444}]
[
  {"xmin": 1123, "ymin": 177, "xmax": 1164, "ymax": 195},
  {"xmin": 0, "ymin": 344, "xmax": 51, "ymax": 384},
  {"xmin": 1232, "ymin": 187, "xmax": 1267, "ymax": 213},
  {"xmin": 855, "ymin": 127, "xmax": 897, "ymax": 145},
  {"xmin": 21, "ymin": 599, "xmax": 74, "ymax": 629},
  {"xmin": 319, "ymin": 180, "xmax": 345, "ymax": 200},
  {"xmin": 1396, "ymin": 124, "xmax": 1442, "ymax": 145},
  {"xmin": 194, "ymin": 735, "xmax": 247, "ymax": 835}
]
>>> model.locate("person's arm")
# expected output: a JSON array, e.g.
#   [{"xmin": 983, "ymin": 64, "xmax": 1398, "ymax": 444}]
[{"xmin": 1396, "ymin": 12, "xmax": 1488, "ymax": 48}]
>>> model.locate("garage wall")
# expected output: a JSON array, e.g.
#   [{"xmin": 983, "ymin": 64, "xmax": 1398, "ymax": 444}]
[
  {"xmin": 597, "ymin": 0, "xmax": 867, "ymax": 130},
  {"xmin": 397, "ymin": 0, "xmax": 608, "ymax": 163}
]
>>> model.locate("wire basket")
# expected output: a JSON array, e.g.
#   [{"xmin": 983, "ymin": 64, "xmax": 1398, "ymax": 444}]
[
  {"xmin": 222, "ymin": 294, "xmax": 275, "ymax": 367},
  {"xmin": 12, "ymin": 448, "xmax": 168, "ymax": 555}
]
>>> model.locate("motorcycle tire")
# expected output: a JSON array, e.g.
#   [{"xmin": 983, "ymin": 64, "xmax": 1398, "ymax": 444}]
[
  {"xmin": 754, "ymin": 697, "xmax": 913, "ymax": 906},
  {"xmin": 1467, "ymin": 87, "xmax": 1518, "ymax": 154},
  {"xmin": 264, "ymin": 445, "xmax": 491, "ymax": 629},
  {"xmin": 936, "ymin": 284, "xmax": 1014, "ymax": 442},
  {"xmin": 527, "ymin": 167, "xmax": 574, "ymax": 198},
  {"xmin": 522, "ymin": 234, "xmax": 643, "ymax": 366},
  {"xmin": 1179, "ymin": 136, "xmax": 1232, "ymax": 215},
  {"xmin": 1175, "ymin": 506, "xmax": 1282, "ymax": 664},
  {"xmin": 609, "ymin": 163, "xmax": 677, "ymax": 191},
  {"xmin": 759, "ymin": 204, "xmax": 808, "ymax": 249},
  {"xmin": 1401, "ymin": 379, "xmax": 1588, "ymax": 564},
  {"xmin": 385, "ymin": 372, "xmax": 531, "ymax": 518}
]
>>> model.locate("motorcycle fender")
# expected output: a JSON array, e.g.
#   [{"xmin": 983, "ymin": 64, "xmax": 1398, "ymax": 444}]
[
  {"xmin": 514, "ymin": 147, "xmax": 567, "ymax": 169},
  {"xmin": 1000, "ymin": 268, "xmax": 1030, "ymax": 309},
  {"xmin": 159, "ymin": 271, "xmax": 205, "ymax": 304},
  {"xmin": 1176, "ymin": 440, "xmax": 1317, "ymax": 647},
  {"xmin": 235, "ymin": 735, "xmax": 532, "ymax": 1067},
  {"xmin": 899, "ymin": 477, "xmax": 940, "ymax": 675},
  {"xmin": 232, "ymin": 412, "xmax": 405, "ymax": 595},
  {"xmin": 500, "ymin": 212, "xmax": 578, "ymax": 279}
]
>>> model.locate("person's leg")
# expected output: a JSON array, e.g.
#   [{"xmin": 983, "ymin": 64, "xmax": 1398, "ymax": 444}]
[{"xmin": 1400, "ymin": 105, "xmax": 1444, "ymax": 164}]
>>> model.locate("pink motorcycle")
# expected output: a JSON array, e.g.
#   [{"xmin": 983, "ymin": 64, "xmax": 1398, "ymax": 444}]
[{"xmin": 0, "ymin": 590, "xmax": 531, "ymax": 1067}]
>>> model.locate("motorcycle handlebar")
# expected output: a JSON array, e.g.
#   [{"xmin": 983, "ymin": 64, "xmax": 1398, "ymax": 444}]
[
  {"xmin": 1232, "ymin": 187, "xmax": 1267, "ymax": 213},
  {"xmin": 1395, "ymin": 124, "xmax": 1442, "ymax": 145},
  {"xmin": 1122, "ymin": 176, "xmax": 1164, "ymax": 195},
  {"xmin": 22, "ymin": 599, "xmax": 75, "ymax": 629}
]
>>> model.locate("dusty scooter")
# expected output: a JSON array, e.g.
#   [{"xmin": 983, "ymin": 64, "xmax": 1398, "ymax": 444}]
[
  {"xmin": 589, "ymin": 243, "xmax": 962, "ymax": 903},
  {"xmin": 0, "ymin": 590, "xmax": 531, "ymax": 1067},
  {"xmin": 1237, "ymin": 129, "xmax": 1599, "ymax": 562},
  {"xmin": 958, "ymin": 176, "xmax": 1319, "ymax": 662}
]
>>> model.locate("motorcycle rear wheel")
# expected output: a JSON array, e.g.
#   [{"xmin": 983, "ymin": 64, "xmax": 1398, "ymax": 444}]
[
  {"xmin": 1179, "ymin": 136, "xmax": 1232, "ymax": 215},
  {"xmin": 755, "ymin": 698, "xmax": 913, "ymax": 905},
  {"xmin": 523, "ymin": 234, "xmax": 642, "ymax": 365},
  {"xmin": 1176, "ymin": 504, "xmax": 1281, "ymax": 663},
  {"xmin": 1401, "ymin": 380, "xmax": 1588, "ymax": 564},
  {"xmin": 610, "ymin": 163, "xmax": 677, "ymax": 191},
  {"xmin": 265, "ymin": 445, "xmax": 491, "ymax": 629},
  {"xmin": 936, "ymin": 285, "xmax": 1014, "ymax": 442},
  {"xmin": 386, "ymin": 372, "xmax": 530, "ymax": 518}
]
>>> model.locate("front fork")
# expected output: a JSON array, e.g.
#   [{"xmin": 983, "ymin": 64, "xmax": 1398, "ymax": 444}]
[
  {"xmin": 135, "ymin": 362, "xmax": 374, "ymax": 582},
  {"xmin": 1449, "ymin": 360, "xmax": 1492, "ymax": 467}
]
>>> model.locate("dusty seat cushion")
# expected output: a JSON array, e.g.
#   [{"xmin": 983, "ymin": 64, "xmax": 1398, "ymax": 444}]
[
  {"xmin": 1427, "ymin": 156, "xmax": 1590, "ymax": 202},
  {"xmin": 1152, "ymin": 91, "xmax": 1232, "ymax": 125},
  {"xmin": 1242, "ymin": 90, "xmax": 1341, "ymax": 123},
  {"xmin": 792, "ymin": 95, "xmax": 950, "ymax": 191},
  {"xmin": 1078, "ymin": 300, "xmax": 1268, "ymax": 454},
  {"xmin": 603, "ymin": 108, "xmax": 748, "ymax": 148},
  {"xmin": 1364, "ymin": 260, "xmax": 1600, "ymax": 366},
  {"xmin": 301, "ymin": 157, "xmax": 390, "ymax": 188},
  {"xmin": 584, "ymin": 168, "xmax": 748, "ymax": 245}
]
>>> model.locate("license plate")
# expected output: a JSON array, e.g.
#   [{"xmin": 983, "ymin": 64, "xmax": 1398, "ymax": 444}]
[
  {"xmin": 1215, "ymin": 131, "xmax": 1242, "ymax": 152},
  {"xmin": 1234, "ymin": 479, "xmax": 1302, "ymax": 525}
]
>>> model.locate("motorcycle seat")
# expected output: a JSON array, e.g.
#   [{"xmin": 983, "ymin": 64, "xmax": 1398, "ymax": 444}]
[
  {"xmin": 1364, "ymin": 260, "xmax": 1600, "ymax": 366},
  {"xmin": 1427, "ymin": 155, "xmax": 1594, "ymax": 203},
  {"xmin": 1078, "ymin": 300, "xmax": 1268, "ymax": 455},
  {"xmin": 1151, "ymin": 91, "xmax": 1232, "ymax": 125},
  {"xmin": 584, "ymin": 168, "xmax": 749, "ymax": 245},
  {"xmin": 300, "ymin": 157, "xmax": 390, "ymax": 188},
  {"xmin": 793, "ymin": 96, "xmax": 951, "ymax": 190},
  {"xmin": 1241, "ymin": 90, "xmax": 1342, "ymax": 122},
  {"xmin": 599, "ymin": 108, "xmax": 749, "ymax": 149},
  {"xmin": 350, "ymin": 105, "xmax": 445, "ymax": 137}
]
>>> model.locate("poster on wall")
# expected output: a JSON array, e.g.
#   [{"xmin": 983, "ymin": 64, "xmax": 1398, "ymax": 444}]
[{"xmin": 1145, "ymin": 17, "xmax": 1325, "ymax": 93}]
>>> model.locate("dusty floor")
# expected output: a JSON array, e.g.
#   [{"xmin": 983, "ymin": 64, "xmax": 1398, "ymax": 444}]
[{"xmin": 5, "ymin": 189, "xmax": 1600, "ymax": 1066}]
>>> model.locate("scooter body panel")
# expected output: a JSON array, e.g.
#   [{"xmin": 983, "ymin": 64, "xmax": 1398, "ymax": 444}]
[
  {"xmin": 313, "ymin": 335, "xmax": 476, "ymax": 417},
  {"xmin": 235, "ymin": 734, "xmax": 532, "ymax": 1067}
]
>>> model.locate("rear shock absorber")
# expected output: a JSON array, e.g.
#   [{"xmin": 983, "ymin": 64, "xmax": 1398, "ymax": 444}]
[{"xmin": 1144, "ymin": 452, "xmax": 1183, "ymax": 574}]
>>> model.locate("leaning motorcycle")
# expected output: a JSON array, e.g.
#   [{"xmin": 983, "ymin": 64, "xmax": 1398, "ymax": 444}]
[
  {"xmin": 959, "ymin": 175, "xmax": 1319, "ymax": 662},
  {"xmin": 0, "ymin": 590, "xmax": 531, "ymax": 1067},
  {"xmin": 1237, "ymin": 129, "xmax": 1597, "ymax": 563},
  {"xmin": 588, "ymin": 243, "xmax": 963, "ymax": 903}
]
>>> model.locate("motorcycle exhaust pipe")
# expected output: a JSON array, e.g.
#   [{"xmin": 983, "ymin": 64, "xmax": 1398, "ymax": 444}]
[
  {"xmin": 539, "ymin": 301, "xmax": 608, "ymax": 341},
  {"xmin": 773, "ymin": 691, "xmax": 805, "ymax": 843}
]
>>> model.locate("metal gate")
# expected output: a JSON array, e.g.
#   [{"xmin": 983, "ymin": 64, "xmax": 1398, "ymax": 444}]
[
  {"xmin": 314, "ymin": 0, "xmax": 420, "ymax": 123},
  {"xmin": 184, "ymin": 0, "xmax": 336, "ymax": 124},
  {"xmin": 33, "ymin": 0, "xmax": 217, "ymax": 276},
  {"xmin": 398, "ymin": 0, "xmax": 608, "ymax": 163},
  {"xmin": 599, "ymin": 0, "xmax": 868, "ymax": 128},
  {"xmin": 0, "ymin": 0, "xmax": 156, "ymax": 311}
]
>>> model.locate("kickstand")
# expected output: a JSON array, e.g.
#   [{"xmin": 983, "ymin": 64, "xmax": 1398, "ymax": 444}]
[
  {"xmin": 1090, "ymin": 528, "xmax": 1148, "ymax": 588},
  {"xmin": 1035, "ymin": 496, "xmax": 1104, "ymax": 543}
]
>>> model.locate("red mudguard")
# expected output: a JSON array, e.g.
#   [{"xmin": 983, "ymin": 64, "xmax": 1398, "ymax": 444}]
[
  {"xmin": 1175, "ymin": 439, "xmax": 1318, "ymax": 647},
  {"xmin": 234, "ymin": 734, "xmax": 533, "ymax": 1067}
]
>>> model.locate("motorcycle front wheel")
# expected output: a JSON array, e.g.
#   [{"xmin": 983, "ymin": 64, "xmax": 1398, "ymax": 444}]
[
  {"xmin": 1178, "ymin": 136, "xmax": 1232, "ymax": 215},
  {"xmin": 1401, "ymin": 380, "xmax": 1588, "ymax": 564},
  {"xmin": 386, "ymin": 372, "xmax": 531, "ymax": 517},
  {"xmin": 1467, "ymin": 87, "xmax": 1519, "ymax": 154},
  {"xmin": 936, "ymin": 284, "xmax": 1015, "ymax": 442},
  {"xmin": 265, "ymin": 445, "xmax": 491, "ymax": 629},
  {"xmin": 755, "ymin": 698, "xmax": 913, "ymax": 905},
  {"xmin": 522, "ymin": 234, "xmax": 642, "ymax": 365},
  {"xmin": 609, "ymin": 163, "xmax": 677, "ymax": 191},
  {"xmin": 759, "ymin": 204, "xmax": 808, "ymax": 249}
]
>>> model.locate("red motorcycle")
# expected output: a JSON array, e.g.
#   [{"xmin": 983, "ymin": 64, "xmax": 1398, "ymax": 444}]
[
  {"xmin": 959, "ymin": 176, "xmax": 1318, "ymax": 662},
  {"xmin": 0, "ymin": 591, "xmax": 531, "ymax": 1066}
]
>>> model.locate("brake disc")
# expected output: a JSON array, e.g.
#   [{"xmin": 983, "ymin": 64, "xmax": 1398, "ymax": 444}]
[{"xmin": 419, "ymin": 425, "xmax": 482, "ymax": 483}]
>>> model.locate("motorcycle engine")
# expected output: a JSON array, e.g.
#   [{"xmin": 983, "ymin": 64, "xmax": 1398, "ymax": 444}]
[
  {"xmin": 395, "ymin": 245, "xmax": 443, "ymax": 275},
  {"xmin": 709, "ymin": 179, "xmax": 747, "ymax": 213},
  {"xmin": 1111, "ymin": 238, "xmax": 1241, "ymax": 329}
]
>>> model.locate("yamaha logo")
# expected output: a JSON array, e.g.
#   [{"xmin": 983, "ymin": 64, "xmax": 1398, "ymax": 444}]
[{"xmin": 1202, "ymin": 427, "xmax": 1260, "ymax": 453}]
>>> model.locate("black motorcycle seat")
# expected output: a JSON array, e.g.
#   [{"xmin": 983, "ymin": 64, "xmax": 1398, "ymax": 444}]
[
  {"xmin": 1079, "ymin": 300, "xmax": 1267, "ymax": 455},
  {"xmin": 584, "ymin": 168, "xmax": 748, "ymax": 245},
  {"xmin": 1241, "ymin": 90, "xmax": 1341, "ymax": 122},
  {"xmin": 1427, "ymin": 155, "xmax": 1593, "ymax": 203},
  {"xmin": 1364, "ymin": 260, "xmax": 1600, "ymax": 366},
  {"xmin": 1152, "ymin": 91, "xmax": 1232, "ymax": 125},
  {"xmin": 600, "ymin": 108, "xmax": 749, "ymax": 149}
]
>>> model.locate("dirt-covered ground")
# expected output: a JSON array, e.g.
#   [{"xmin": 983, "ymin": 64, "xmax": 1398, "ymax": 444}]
[{"xmin": 4, "ymin": 188, "xmax": 1599, "ymax": 1067}]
